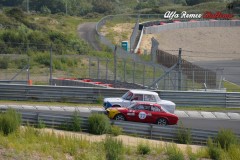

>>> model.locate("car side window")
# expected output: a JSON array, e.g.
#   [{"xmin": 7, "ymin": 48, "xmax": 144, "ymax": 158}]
[
  {"xmin": 135, "ymin": 104, "xmax": 144, "ymax": 110},
  {"xmin": 151, "ymin": 106, "xmax": 161, "ymax": 112},
  {"xmin": 143, "ymin": 105, "xmax": 151, "ymax": 111},
  {"xmin": 131, "ymin": 94, "xmax": 143, "ymax": 101},
  {"xmin": 144, "ymin": 95, "xmax": 156, "ymax": 102}
]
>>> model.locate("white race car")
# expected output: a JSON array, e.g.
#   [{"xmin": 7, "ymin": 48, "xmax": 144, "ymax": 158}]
[{"xmin": 103, "ymin": 90, "xmax": 176, "ymax": 113}]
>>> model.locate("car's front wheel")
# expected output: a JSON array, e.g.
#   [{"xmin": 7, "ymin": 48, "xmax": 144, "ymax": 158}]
[
  {"xmin": 114, "ymin": 114, "xmax": 126, "ymax": 121},
  {"xmin": 157, "ymin": 118, "xmax": 168, "ymax": 126}
]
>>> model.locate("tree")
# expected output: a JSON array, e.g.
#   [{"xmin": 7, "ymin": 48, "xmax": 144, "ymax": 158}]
[
  {"xmin": 66, "ymin": 0, "xmax": 93, "ymax": 16},
  {"xmin": 29, "ymin": 0, "xmax": 65, "ymax": 14},
  {"xmin": 92, "ymin": 0, "xmax": 115, "ymax": 14},
  {"xmin": 0, "ymin": 0, "xmax": 24, "ymax": 6}
]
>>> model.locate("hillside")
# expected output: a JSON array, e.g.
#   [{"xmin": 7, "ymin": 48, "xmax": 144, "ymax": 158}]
[
  {"xmin": 0, "ymin": 8, "xmax": 113, "ymax": 84},
  {"xmin": 0, "ymin": 0, "xmax": 239, "ymax": 16}
]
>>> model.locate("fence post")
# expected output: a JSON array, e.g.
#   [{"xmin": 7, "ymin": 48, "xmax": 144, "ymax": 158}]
[
  {"xmin": 192, "ymin": 69, "xmax": 195, "ymax": 90},
  {"xmin": 178, "ymin": 48, "xmax": 182, "ymax": 91},
  {"xmin": 37, "ymin": 113, "xmax": 40, "ymax": 125},
  {"xmin": 124, "ymin": 60, "xmax": 126, "ymax": 82},
  {"xmin": 106, "ymin": 59, "xmax": 108, "ymax": 80},
  {"xmin": 150, "ymin": 124, "xmax": 153, "ymax": 139},
  {"xmin": 205, "ymin": 70, "xmax": 207, "ymax": 87},
  {"xmin": 133, "ymin": 61, "xmax": 135, "ymax": 83},
  {"xmin": 164, "ymin": 75, "xmax": 166, "ymax": 90},
  {"xmin": 27, "ymin": 57, "xmax": 30, "ymax": 82},
  {"xmin": 49, "ymin": 44, "xmax": 53, "ymax": 85},
  {"xmin": 143, "ymin": 64, "xmax": 145, "ymax": 87},
  {"xmin": 153, "ymin": 66, "xmax": 156, "ymax": 82},
  {"xmin": 114, "ymin": 46, "xmax": 117, "ymax": 85},
  {"xmin": 168, "ymin": 72, "xmax": 171, "ymax": 90},
  {"xmin": 89, "ymin": 57, "xmax": 91, "ymax": 78},
  {"xmin": 97, "ymin": 58, "xmax": 100, "ymax": 79}
]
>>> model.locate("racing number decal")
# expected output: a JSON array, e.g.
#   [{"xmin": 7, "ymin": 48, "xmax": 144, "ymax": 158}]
[{"xmin": 138, "ymin": 112, "xmax": 147, "ymax": 119}]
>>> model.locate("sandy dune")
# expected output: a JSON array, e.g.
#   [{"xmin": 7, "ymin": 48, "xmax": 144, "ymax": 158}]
[{"xmin": 140, "ymin": 27, "xmax": 240, "ymax": 62}]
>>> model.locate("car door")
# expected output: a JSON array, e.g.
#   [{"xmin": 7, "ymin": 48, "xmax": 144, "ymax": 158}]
[
  {"xmin": 150, "ymin": 105, "xmax": 163, "ymax": 123},
  {"xmin": 131, "ymin": 104, "xmax": 152, "ymax": 123},
  {"xmin": 143, "ymin": 94, "xmax": 157, "ymax": 103}
]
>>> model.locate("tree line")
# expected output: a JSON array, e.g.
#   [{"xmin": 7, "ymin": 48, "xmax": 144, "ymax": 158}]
[{"xmin": 0, "ymin": 0, "xmax": 116, "ymax": 16}]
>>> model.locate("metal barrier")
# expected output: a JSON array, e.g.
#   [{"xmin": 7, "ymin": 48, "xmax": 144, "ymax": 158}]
[
  {"xmin": 143, "ymin": 20, "xmax": 240, "ymax": 34},
  {"xmin": 0, "ymin": 80, "xmax": 28, "ymax": 85},
  {"xmin": 1, "ymin": 106, "xmax": 239, "ymax": 145},
  {"xmin": 0, "ymin": 84, "xmax": 240, "ymax": 107}
]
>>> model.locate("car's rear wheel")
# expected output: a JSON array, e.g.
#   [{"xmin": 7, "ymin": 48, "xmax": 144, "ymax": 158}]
[
  {"xmin": 112, "ymin": 105, "xmax": 121, "ymax": 108},
  {"xmin": 157, "ymin": 118, "xmax": 168, "ymax": 126},
  {"xmin": 114, "ymin": 114, "xmax": 126, "ymax": 121}
]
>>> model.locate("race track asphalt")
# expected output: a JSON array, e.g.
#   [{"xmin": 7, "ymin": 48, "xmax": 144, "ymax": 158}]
[
  {"xmin": 179, "ymin": 118, "xmax": 240, "ymax": 134},
  {"xmin": 193, "ymin": 60, "xmax": 240, "ymax": 85},
  {"xmin": 77, "ymin": 22, "xmax": 101, "ymax": 51}
]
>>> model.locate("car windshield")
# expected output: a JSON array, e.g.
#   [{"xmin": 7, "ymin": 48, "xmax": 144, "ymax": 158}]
[
  {"xmin": 155, "ymin": 94, "xmax": 161, "ymax": 101},
  {"xmin": 127, "ymin": 103, "xmax": 136, "ymax": 109},
  {"xmin": 122, "ymin": 91, "xmax": 133, "ymax": 100},
  {"xmin": 161, "ymin": 106, "xmax": 169, "ymax": 113}
]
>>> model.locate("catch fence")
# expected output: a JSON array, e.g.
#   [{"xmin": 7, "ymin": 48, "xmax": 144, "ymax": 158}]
[{"xmin": 156, "ymin": 50, "xmax": 218, "ymax": 90}]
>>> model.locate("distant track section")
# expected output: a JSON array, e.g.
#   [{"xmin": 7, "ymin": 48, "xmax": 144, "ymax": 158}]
[{"xmin": 78, "ymin": 22, "xmax": 101, "ymax": 50}]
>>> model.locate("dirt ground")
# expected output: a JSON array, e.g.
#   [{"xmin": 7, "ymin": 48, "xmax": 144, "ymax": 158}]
[
  {"xmin": 101, "ymin": 23, "xmax": 134, "ymax": 44},
  {"xmin": 140, "ymin": 27, "xmax": 240, "ymax": 62},
  {"xmin": 43, "ymin": 128, "xmax": 204, "ymax": 154}
]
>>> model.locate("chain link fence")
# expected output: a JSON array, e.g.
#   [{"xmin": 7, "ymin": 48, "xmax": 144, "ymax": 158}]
[
  {"xmin": 0, "ymin": 54, "xmax": 164, "ymax": 87},
  {"xmin": 0, "ymin": 53, "xmax": 225, "ymax": 91}
]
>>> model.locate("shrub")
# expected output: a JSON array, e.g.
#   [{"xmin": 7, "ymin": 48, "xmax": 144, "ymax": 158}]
[
  {"xmin": 37, "ymin": 120, "xmax": 46, "ymax": 129},
  {"xmin": 0, "ymin": 109, "xmax": 21, "ymax": 135},
  {"xmin": 177, "ymin": 122, "xmax": 192, "ymax": 144},
  {"xmin": 0, "ymin": 56, "xmax": 9, "ymax": 69},
  {"xmin": 228, "ymin": 144, "xmax": 240, "ymax": 160},
  {"xmin": 88, "ymin": 114, "xmax": 111, "ymax": 135},
  {"xmin": 5, "ymin": 8, "xmax": 25, "ymax": 20},
  {"xmin": 104, "ymin": 136, "xmax": 124, "ymax": 160},
  {"xmin": 58, "ymin": 112, "xmax": 81, "ymax": 131},
  {"xmin": 69, "ymin": 111, "xmax": 81, "ymax": 132},
  {"xmin": 186, "ymin": 0, "xmax": 218, "ymax": 6},
  {"xmin": 34, "ymin": 52, "xmax": 50, "ymax": 66},
  {"xmin": 96, "ymin": 94, "xmax": 103, "ymax": 104},
  {"xmin": 40, "ymin": 6, "xmax": 51, "ymax": 14},
  {"xmin": 137, "ymin": 142, "xmax": 151, "ymax": 155},
  {"xmin": 215, "ymin": 129, "xmax": 238, "ymax": 151},
  {"xmin": 207, "ymin": 139, "xmax": 222, "ymax": 160},
  {"xmin": 186, "ymin": 146, "xmax": 198, "ymax": 160},
  {"xmin": 110, "ymin": 125, "xmax": 122, "ymax": 136},
  {"xmin": 14, "ymin": 58, "xmax": 28, "ymax": 69},
  {"xmin": 165, "ymin": 144, "xmax": 184, "ymax": 160}
]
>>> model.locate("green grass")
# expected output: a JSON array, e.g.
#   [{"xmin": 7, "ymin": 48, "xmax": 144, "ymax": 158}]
[
  {"xmin": 224, "ymin": 81, "xmax": 240, "ymax": 92},
  {"xmin": 0, "ymin": 126, "xmax": 207, "ymax": 160},
  {"xmin": 0, "ymin": 127, "xmax": 105, "ymax": 159},
  {"xmin": 1, "ymin": 109, "xmax": 240, "ymax": 160}
]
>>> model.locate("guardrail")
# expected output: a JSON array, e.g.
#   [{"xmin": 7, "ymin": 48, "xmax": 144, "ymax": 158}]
[
  {"xmin": 2, "ymin": 106, "xmax": 239, "ymax": 145},
  {"xmin": 0, "ymin": 80, "xmax": 28, "ymax": 85},
  {"xmin": 143, "ymin": 20, "xmax": 240, "ymax": 34},
  {"xmin": 0, "ymin": 84, "xmax": 240, "ymax": 107}
]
